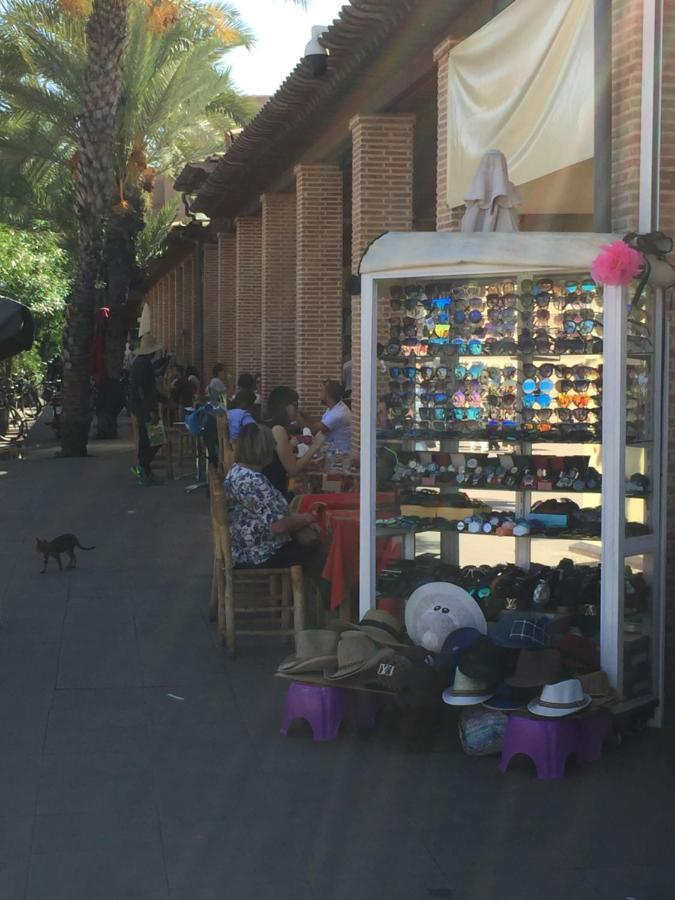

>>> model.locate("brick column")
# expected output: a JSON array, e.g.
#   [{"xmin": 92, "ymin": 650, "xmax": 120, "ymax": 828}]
[
  {"xmin": 660, "ymin": 0, "xmax": 675, "ymax": 701},
  {"xmin": 168, "ymin": 270, "xmax": 176, "ymax": 354},
  {"xmin": 261, "ymin": 193, "xmax": 296, "ymax": 400},
  {"xmin": 202, "ymin": 243, "xmax": 219, "ymax": 384},
  {"xmin": 434, "ymin": 37, "xmax": 463, "ymax": 232},
  {"xmin": 182, "ymin": 255, "xmax": 194, "ymax": 365},
  {"xmin": 350, "ymin": 114, "xmax": 415, "ymax": 447},
  {"xmin": 611, "ymin": 0, "xmax": 644, "ymax": 233},
  {"xmin": 175, "ymin": 266, "xmax": 184, "ymax": 361},
  {"xmin": 217, "ymin": 233, "xmax": 237, "ymax": 386},
  {"xmin": 235, "ymin": 216, "xmax": 262, "ymax": 377},
  {"xmin": 295, "ymin": 164, "xmax": 343, "ymax": 414}
]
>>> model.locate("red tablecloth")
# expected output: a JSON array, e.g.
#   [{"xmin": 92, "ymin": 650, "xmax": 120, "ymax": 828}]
[{"xmin": 321, "ymin": 509, "xmax": 400, "ymax": 610}]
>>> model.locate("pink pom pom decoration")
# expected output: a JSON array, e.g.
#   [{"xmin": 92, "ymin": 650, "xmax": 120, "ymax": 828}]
[{"xmin": 591, "ymin": 239, "xmax": 643, "ymax": 286}]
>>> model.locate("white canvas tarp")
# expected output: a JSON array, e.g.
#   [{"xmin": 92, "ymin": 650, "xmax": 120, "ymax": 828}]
[{"xmin": 445, "ymin": 0, "xmax": 594, "ymax": 209}]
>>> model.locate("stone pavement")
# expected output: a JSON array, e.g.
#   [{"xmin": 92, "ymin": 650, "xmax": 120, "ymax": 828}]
[{"xmin": 1, "ymin": 420, "xmax": 675, "ymax": 900}]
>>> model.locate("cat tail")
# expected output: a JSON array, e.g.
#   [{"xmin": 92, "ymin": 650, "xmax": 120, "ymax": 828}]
[{"xmin": 76, "ymin": 542, "xmax": 96, "ymax": 551}]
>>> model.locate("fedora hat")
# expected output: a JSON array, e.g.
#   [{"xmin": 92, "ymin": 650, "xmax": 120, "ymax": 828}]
[
  {"xmin": 351, "ymin": 609, "xmax": 406, "ymax": 647},
  {"xmin": 579, "ymin": 670, "xmax": 617, "ymax": 706},
  {"xmin": 277, "ymin": 629, "xmax": 339, "ymax": 675},
  {"xmin": 136, "ymin": 333, "xmax": 162, "ymax": 356},
  {"xmin": 506, "ymin": 648, "xmax": 563, "ymax": 688},
  {"xmin": 490, "ymin": 613, "xmax": 553, "ymax": 649},
  {"xmin": 528, "ymin": 678, "xmax": 592, "ymax": 718},
  {"xmin": 456, "ymin": 636, "xmax": 503, "ymax": 686},
  {"xmin": 442, "ymin": 668, "xmax": 492, "ymax": 706},
  {"xmin": 324, "ymin": 632, "xmax": 394, "ymax": 681},
  {"xmin": 483, "ymin": 681, "xmax": 535, "ymax": 711}
]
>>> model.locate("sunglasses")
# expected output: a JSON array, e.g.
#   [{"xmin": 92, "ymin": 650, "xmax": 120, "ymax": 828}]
[
  {"xmin": 562, "ymin": 318, "xmax": 603, "ymax": 336},
  {"xmin": 454, "ymin": 408, "xmax": 481, "ymax": 421},
  {"xmin": 555, "ymin": 379, "xmax": 591, "ymax": 394},
  {"xmin": 523, "ymin": 363, "xmax": 555, "ymax": 378},
  {"xmin": 558, "ymin": 408, "xmax": 600, "ymax": 422},
  {"xmin": 389, "ymin": 366, "xmax": 416, "ymax": 379},
  {"xmin": 521, "ymin": 408, "xmax": 554, "ymax": 422}
]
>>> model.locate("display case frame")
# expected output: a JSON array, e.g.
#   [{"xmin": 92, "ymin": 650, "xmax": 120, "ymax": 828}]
[{"xmin": 358, "ymin": 232, "xmax": 666, "ymax": 719}]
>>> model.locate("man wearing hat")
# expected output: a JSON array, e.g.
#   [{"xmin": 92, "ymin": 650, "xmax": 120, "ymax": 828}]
[{"xmin": 130, "ymin": 333, "xmax": 164, "ymax": 485}]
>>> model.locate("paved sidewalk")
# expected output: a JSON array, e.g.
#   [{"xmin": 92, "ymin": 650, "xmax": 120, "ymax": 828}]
[{"xmin": 1, "ymin": 421, "xmax": 675, "ymax": 899}]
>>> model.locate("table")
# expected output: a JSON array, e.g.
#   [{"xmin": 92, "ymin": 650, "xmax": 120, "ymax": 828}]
[{"xmin": 320, "ymin": 509, "xmax": 400, "ymax": 610}]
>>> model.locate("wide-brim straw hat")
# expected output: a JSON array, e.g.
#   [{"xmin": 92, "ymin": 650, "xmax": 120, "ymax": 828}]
[
  {"xmin": 277, "ymin": 629, "xmax": 340, "ymax": 675},
  {"xmin": 527, "ymin": 678, "xmax": 592, "ymax": 718},
  {"xmin": 324, "ymin": 632, "xmax": 395, "ymax": 681},
  {"xmin": 136, "ymin": 333, "xmax": 162, "ymax": 355},
  {"xmin": 405, "ymin": 582, "xmax": 487, "ymax": 644},
  {"xmin": 442, "ymin": 667, "xmax": 493, "ymax": 706}
]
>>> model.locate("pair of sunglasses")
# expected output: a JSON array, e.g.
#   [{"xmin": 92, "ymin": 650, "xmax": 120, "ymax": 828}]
[
  {"xmin": 521, "ymin": 409, "xmax": 553, "ymax": 422},
  {"xmin": 562, "ymin": 318, "xmax": 602, "ymax": 336},
  {"xmin": 558, "ymin": 408, "xmax": 600, "ymax": 422},
  {"xmin": 454, "ymin": 408, "xmax": 481, "ymax": 421}
]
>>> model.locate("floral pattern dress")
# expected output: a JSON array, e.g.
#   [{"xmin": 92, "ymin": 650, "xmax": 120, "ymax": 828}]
[{"xmin": 223, "ymin": 464, "xmax": 290, "ymax": 566}]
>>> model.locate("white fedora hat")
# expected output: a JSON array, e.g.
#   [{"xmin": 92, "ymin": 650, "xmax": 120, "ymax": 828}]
[
  {"xmin": 442, "ymin": 668, "xmax": 493, "ymax": 707},
  {"xmin": 527, "ymin": 678, "xmax": 592, "ymax": 718},
  {"xmin": 405, "ymin": 582, "xmax": 487, "ymax": 644}
]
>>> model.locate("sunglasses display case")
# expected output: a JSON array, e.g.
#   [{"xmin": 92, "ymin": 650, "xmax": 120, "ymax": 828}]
[{"xmin": 358, "ymin": 232, "xmax": 665, "ymax": 720}]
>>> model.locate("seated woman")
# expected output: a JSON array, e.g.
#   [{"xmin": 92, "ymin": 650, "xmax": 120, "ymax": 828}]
[
  {"xmin": 263, "ymin": 386, "xmax": 324, "ymax": 497},
  {"xmin": 223, "ymin": 423, "xmax": 318, "ymax": 569}
]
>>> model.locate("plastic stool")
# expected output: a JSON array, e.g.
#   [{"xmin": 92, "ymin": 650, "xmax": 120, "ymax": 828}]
[
  {"xmin": 576, "ymin": 708, "xmax": 612, "ymax": 763},
  {"xmin": 281, "ymin": 682, "xmax": 351, "ymax": 742},
  {"xmin": 353, "ymin": 691, "xmax": 382, "ymax": 730},
  {"xmin": 500, "ymin": 715, "xmax": 580, "ymax": 780}
]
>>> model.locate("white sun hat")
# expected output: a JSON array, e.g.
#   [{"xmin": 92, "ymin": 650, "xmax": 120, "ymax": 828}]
[
  {"xmin": 405, "ymin": 582, "xmax": 487, "ymax": 645},
  {"xmin": 527, "ymin": 679, "xmax": 592, "ymax": 718}
]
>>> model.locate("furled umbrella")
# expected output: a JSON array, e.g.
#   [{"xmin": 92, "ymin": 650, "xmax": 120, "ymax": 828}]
[
  {"xmin": 0, "ymin": 295, "xmax": 35, "ymax": 362},
  {"xmin": 461, "ymin": 149, "xmax": 521, "ymax": 233}
]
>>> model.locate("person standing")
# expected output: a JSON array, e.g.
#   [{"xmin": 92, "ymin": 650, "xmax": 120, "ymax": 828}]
[
  {"xmin": 129, "ymin": 333, "xmax": 164, "ymax": 485},
  {"xmin": 319, "ymin": 380, "xmax": 352, "ymax": 453},
  {"xmin": 207, "ymin": 363, "xmax": 228, "ymax": 403}
]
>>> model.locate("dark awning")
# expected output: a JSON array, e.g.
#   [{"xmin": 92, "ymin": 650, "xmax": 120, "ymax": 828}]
[{"xmin": 0, "ymin": 295, "xmax": 35, "ymax": 361}]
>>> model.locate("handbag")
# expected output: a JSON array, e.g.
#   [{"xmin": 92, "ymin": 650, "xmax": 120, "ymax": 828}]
[{"xmin": 147, "ymin": 420, "xmax": 167, "ymax": 447}]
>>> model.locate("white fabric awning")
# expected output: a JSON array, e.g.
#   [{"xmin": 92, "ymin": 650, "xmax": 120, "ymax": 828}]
[
  {"xmin": 359, "ymin": 232, "xmax": 617, "ymax": 277},
  {"xmin": 445, "ymin": 0, "xmax": 594, "ymax": 209}
]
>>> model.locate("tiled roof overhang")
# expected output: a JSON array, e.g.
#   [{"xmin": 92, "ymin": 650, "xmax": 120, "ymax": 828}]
[{"xmin": 192, "ymin": 0, "xmax": 418, "ymax": 217}]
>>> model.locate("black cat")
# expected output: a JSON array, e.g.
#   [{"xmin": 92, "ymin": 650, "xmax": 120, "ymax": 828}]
[{"xmin": 36, "ymin": 534, "xmax": 95, "ymax": 573}]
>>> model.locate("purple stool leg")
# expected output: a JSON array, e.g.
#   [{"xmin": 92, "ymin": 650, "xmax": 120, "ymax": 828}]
[
  {"xmin": 576, "ymin": 709, "xmax": 612, "ymax": 763},
  {"xmin": 281, "ymin": 682, "xmax": 351, "ymax": 742},
  {"xmin": 500, "ymin": 715, "xmax": 581, "ymax": 780},
  {"xmin": 352, "ymin": 692, "xmax": 382, "ymax": 730}
]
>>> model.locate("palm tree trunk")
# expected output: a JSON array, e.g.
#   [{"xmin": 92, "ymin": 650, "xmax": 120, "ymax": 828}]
[{"xmin": 59, "ymin": 0, "xmax": 130, "ymax": 456}]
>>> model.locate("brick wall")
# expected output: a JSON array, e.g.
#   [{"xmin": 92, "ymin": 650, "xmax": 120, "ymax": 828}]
[
  {"xmin": 261, "ymin": 193, "xmax": 297, "ymax": 401},
  {"xmin": 217, "ymin": 233, "xmax": 237, "ymax": 386},
  {"xmin": 168, "ymin": 270, "xmax": 176, "ymax": 354},
  {"xmin": 202, "ymin": 243, "xmax": 220, "ymax": 384},
  {"xmin": 295, "ymin": 164, "xmax": 343, "ymax": 414},
  {"xmin": 611, "ymin": 0, "xmax": 644, "ymax": 234},
  {"xmin": 235, "ymin": 216, "xmax": 263, "ymax": 378},
  {"xmin": 350, "ymin": 114, "xmax": 416, "ymax": 447},
  {"xmin": 434, "ymin": 37, "xmax": 463, "ymax": 232}
]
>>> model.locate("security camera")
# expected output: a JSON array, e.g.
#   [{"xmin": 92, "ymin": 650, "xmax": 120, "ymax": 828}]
[{"xmin": 304, "ymin": 25, "xmax": 328, "ymax": 77}]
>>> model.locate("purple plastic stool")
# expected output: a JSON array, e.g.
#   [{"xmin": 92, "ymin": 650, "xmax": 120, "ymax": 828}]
[
  {"xmin": 500, "ymin": 715, "xmax": 581, "ymax": 780},
  {"xmin": 281, "ymin": 682, "xmax": 351, "ymax": 742},
  {"xmin": 352, "ymin": 691, "xmax": 382, "ymax": 730},
  {"xmin": 576, "ymin": 708, "xmax": 612, "ymax": 763}
]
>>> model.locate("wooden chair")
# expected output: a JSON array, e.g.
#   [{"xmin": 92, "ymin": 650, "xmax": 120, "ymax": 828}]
[{"xmin": 208, "ymin": 417, "xmax": 305, "ymax": 657}]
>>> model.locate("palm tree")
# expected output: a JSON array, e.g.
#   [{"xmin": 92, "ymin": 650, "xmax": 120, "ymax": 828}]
[
  {"xmin": 0, "ymin": 0, "xmax": 252, "ymax": 450},
  {"xmin": 60, "ymin": 0, "xmax": 130, "ymax": 456}
]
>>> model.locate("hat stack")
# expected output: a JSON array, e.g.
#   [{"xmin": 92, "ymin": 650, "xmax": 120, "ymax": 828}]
[{"xmin": 442, "ymin": 635, "xmax": 504, "ymax": 706}]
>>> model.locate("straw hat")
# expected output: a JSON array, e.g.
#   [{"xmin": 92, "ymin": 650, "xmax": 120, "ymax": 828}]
[
  {"xmin": 324, "ymin": 632, "xmax": 395, "ymax": 681},
  {"xmin": 277, "ymin": 630, "xmax": 340, "ymax": 675},
  {"xmin": 136, "ymin": 333, "xmax": 162, "ymax": 356},
  {"xmin": 442, "ymin": 668, "xmax": 493, "ymax": 706},
  {"xmin": 350, "ymin": 609, "xmax": 406, "ymax": 647},
  {"xmin": 579, "ymin": 670, "xmax": 618, "ymax": 707},
  {"xmin": 527, "ymin": 679, "xmax": 592, "ymax": 718}
]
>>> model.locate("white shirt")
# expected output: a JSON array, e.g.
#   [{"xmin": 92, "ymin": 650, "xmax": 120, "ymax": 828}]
[{"xmin": 321, "ymin": 400, "xmax": 352, "ymax": 452}]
